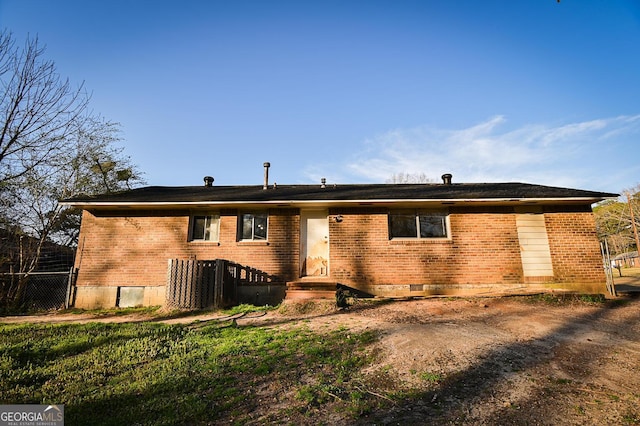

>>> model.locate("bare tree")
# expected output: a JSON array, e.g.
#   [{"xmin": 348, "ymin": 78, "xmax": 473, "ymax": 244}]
[
  {"xmin": 386, "ymin": 172, "xmax": 435, "ymax": 184},
  {"xmin": 1, "ymin": 116, "xmax": 144, "ymax": 308},
  {"xmin": 0, "ymin": 32, "xmax": 144, "ymax": 309},
  {"xmin": 0, "ymin": 30, "xmax": 88, "ymax": 185}
]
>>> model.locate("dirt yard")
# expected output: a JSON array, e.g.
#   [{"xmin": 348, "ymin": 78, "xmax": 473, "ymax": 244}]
[
  {"xmin": 3, "ymin": 290, "xmax": 640, "ymax": 424},
  {"xmin": 323, "ymin": 294, "xmax": 640, "ymax": 425}
]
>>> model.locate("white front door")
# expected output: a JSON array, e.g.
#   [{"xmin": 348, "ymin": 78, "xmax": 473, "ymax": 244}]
[{"xmin": 300, "ymin": 210, "xmax": 329, "ymax": 277}]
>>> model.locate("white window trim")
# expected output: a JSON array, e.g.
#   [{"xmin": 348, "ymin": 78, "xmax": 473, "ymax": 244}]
[
  {"xmin": 188, "ymin": 213, "xmax": 220, "ymax": 242},
  {"xmin": 238, "ymin": 212, "xmax": 269, "ymax": 241},
  {"xmin": 388, "ymin": 210, "xmax": 451, "ymax": 240}
]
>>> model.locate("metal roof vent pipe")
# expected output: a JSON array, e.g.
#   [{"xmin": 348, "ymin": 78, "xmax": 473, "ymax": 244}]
[
  {"xmin": 441, "ymin": 173, "xmax": 453, "ymax": 185},
  {"xmin": 204, "ymin": 176, "xmax": 214, "ymax": 187},
  {"xmin": 321, "ymin": 177, "xmax": 326, "ymax": 189},
  {"xmin": 263, "ymin": 162, "xmax": 271, "ymax": 190}
]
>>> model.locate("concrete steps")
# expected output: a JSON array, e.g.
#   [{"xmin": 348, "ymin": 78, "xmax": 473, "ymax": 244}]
[{"xmin": 285, "ymin": 279, "xmax": 337, "ymax": 300}]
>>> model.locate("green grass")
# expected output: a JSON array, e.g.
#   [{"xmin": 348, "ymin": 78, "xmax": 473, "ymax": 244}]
[
  {"xmin": 0, "ymin": 320, "xmax": 378, "ymax": 425},
  {"xmin": 221, "ymin": 303, "xmax": 278, "ymax": 315},
  {"xmin": 523, "ymin": 293, "xmax": 607, "ymax": 306},
  {"xmin": 54, "ymin": 303, "xmax": 274, "ymax": 322},
  {"xmin": 419, "ymin": 371, "xmax": 443, "ymax": 383}
]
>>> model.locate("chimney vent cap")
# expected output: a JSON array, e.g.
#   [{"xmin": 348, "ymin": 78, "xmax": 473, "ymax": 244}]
[
  {"xmin": 441, "ymin": 173, "xmax": 453, "ymax": 185},
  {"xmin": 263, "ymin": 162, "xmax": 271, "ymax": 190},
  {"xmin": 204, "ymin": 176, "xmax": 214, "ymax": 187}
]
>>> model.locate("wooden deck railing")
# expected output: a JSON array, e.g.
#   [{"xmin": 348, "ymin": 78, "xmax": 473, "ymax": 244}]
[{"xmin": 166, "ymin": 259, "xmax": 280, "ymax": 309}]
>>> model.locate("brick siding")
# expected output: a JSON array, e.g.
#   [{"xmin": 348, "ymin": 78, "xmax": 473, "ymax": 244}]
[
  {"xmin": 545, "ymin": 211, "xmax": 606, "ymax": 282},
  {"xmin": 74, "ymin": 208, "xmax": 299, "ymax": 292},
  {"xmin": 329, "ymin": 207, "xmax": 524, "ymax": 287},
  {"xmin": 73, "ymin": 205, "xmax": 606, "ymax": 306}
]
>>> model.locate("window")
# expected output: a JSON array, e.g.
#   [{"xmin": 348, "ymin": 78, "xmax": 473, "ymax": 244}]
[
  {"xmin": 389, "ymin": 210, "xmax": 448, "ymax": 239},
  {"xmin": 239, "ymin": 212, "xmax": 268, "ymax": 241},
  {"xmin": 189, "ymin": 214, "xmax": 219, "ymax": 242}
]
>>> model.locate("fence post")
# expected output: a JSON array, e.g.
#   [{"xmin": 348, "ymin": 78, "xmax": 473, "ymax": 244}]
[
  {"xmin": 166, "ymin": 259, "xmax": 173, "ymax": 307},
  {"xmin": 64, "ymin": 267, "xmax": 77, "ymax": 309},
  {"xmin": 202, "ymin": 261, "xmax": 214, "ymax": 308},
  {"xmin": 214, "ymin": 259, "xmax": 225, "ymax": 308},
  {"xmin": 232, "ymin": 263, "xmax": 239, "ymax": 304},
  {"xmin": 194, "ymin": 260, "xmax": 202, "ymax": 309},
  {"xmin": 234, "ymin": 263, "xmax": 240, "ymax": 288}
]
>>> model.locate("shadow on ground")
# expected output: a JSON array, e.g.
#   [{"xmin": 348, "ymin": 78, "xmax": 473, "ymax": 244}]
[{"xmin": 356, "ymin": 295, "xmax": 640, "ymax": 425}]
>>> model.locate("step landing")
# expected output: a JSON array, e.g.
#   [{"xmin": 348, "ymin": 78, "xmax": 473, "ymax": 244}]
[{"xmin": 285, "ymin": 278, "xmax": 337, "ymax": 300}]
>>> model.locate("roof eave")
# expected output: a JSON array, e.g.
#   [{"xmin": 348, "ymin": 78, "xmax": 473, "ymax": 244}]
[{"xmin": 60, "ymin": 196, "xmax": 614, "ymax": 210}]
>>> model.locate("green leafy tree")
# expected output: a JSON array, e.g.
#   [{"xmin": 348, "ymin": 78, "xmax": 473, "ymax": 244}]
[{"xmin": 594, "ymin": 185, "xmax": 640, "ymax": 255}]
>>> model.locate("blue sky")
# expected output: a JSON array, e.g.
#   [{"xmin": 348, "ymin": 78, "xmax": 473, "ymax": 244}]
[{"xmin": 1, "ymin": 0, "xmax": 639, "ymax": 193}]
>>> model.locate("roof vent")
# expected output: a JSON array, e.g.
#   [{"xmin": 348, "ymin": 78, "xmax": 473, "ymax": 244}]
[
  {"xmin": 441, "ymin": 173, "xmax": 453, "ymax": 185},
  {"xmin": 321, "ymin": 177, "xmax": 326, "ymax": 189},
  {"xmin": 204, "ymin": 176, "xmax": 214, "ymax": 187},
  {"xmin": 263, "ymin": 162, "xmax": 270, "ymax": 190}
]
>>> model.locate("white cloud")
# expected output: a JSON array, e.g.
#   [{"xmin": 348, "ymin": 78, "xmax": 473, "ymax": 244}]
[{"xmin": 311, "ymin": 114, "xmax": 640, "ymax": 192}]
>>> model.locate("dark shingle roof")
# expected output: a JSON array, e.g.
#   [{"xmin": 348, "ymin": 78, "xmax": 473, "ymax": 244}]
[{"xmin": 62, "ymin": 182, "xmax": 618, "ymax": 208}]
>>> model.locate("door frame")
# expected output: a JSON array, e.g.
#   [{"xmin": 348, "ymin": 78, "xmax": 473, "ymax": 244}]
[{"xmin": 299, "ymin": 209, "xmax": 329, "ymax": 277}]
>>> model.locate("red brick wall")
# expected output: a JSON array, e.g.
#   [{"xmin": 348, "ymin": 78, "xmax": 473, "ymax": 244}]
[
  {"xmin": 545, "ymin": 211, "xmax": 606, "ymax": 283},
  {"xmin": 328, "ymin": 208, "xmax": 524, "ymax": 287},
  {"xmin": 74, "ymin": 205, "xmax": 605, "ymax": 294},
  {"xmin": 75, "ymin": 208, "xmax": 299, "ymax": 289}
]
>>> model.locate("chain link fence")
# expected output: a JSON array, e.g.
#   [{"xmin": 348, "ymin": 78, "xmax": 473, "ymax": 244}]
[
  {"xmin": 0, "ymin": 269, "xmax": 76, "ymax": 312},
  {"xmin": 1, "ymin": 232, "xmax": 77, "ymax": 312}
]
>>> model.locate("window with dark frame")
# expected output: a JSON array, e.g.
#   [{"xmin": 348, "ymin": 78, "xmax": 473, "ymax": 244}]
[
  {"xmin": 389, "ymin": 211, "xmax": 448, "ymax": 239},
  {"xmin": 239, "ymin": 212, "xmax": 268, "ymax": 241},
  {"xmin": 190, "ymin": 214, "xmax": 220, "ymax": 242}
]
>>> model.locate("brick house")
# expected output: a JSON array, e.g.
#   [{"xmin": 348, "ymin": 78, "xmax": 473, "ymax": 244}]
[{"xmin": 61, "ymin": 172, "xmax": 617, "ymax": 308}]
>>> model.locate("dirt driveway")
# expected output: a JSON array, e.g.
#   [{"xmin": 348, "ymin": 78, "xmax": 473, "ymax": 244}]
[
  {"xmin": 336, "ymin": 295, "xmax": 640, "ymax": 425},
  {"xmin": 3, "ymin": 293, "xmax": 640, "ymax": 425}
]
